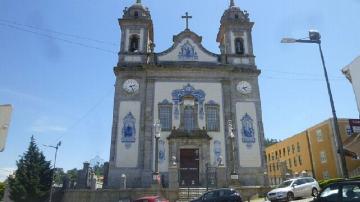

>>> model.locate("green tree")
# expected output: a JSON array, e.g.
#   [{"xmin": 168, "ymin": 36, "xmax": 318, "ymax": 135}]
[
  {"xmin": 53, "ymin": 168, "xmax": 66, "ymax": 185},
  {"xmin": 264, "ymin": 138, "xmax": 281, "ymax": 147},
  {"xmin": 0, "ymin": 181, "xmax": 5, "ymax": 201},
  {"xmin": 8, "ymin": 136, "xmax": 53, "ymax": 202}
]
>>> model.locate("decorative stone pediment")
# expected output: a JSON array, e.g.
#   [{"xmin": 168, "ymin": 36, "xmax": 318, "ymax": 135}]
[
  {"xmin": 157, "ymin": 30, "xmax": 218, "ymax": 63},
  {"xmin": 167, "ymin": 127, "xmax": 212, "ymax": 140}
]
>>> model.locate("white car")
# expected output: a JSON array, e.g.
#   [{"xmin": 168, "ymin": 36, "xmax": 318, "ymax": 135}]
[{"xmin": 267, "ymin": 177, "xmax": 320, "ymax": 202}]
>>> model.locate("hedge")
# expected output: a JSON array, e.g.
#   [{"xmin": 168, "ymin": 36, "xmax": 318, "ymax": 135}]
[{"xmin": 318, "ymin": 175, "xmax": 360, "ymax": 188}]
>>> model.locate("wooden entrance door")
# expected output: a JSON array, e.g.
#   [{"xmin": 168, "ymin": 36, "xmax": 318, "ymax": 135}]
[{"xmin": 180, "ymin": 149, "xmax": 199, "ymax": 186}]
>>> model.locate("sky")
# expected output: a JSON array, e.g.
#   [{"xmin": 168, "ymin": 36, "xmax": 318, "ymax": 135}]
[{"xmin": 0, "ymin": 0, "xmax": 359, "ymax": 181}]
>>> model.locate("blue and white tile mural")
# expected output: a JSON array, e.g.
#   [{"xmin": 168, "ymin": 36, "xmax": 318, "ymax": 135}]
[
  {"xmin": 121, "ymin": 112, "xmax": 136, "ymax": 149},
  {"xmin": 159, "ymin": 139, "xmax": 166, "ymax": 164},
  {"xmin": 171, "ymin": 83, "xmax": 206, "ymax": 120},
  {"xmin": 241, "ymin": 113, "xmax": 256, "ymax": 148},
  {"xmin": 213, "ymin": 140, "xmax": 222, "ymax": 166},
  {"xmin": 178, "ymin": 40, "xmax": 198, "ymax": 60}
]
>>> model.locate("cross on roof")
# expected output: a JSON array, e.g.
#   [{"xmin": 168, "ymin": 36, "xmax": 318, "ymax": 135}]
[{"xmin": 181, "ymin": 12, "xmax": 192, "ymax": 30}]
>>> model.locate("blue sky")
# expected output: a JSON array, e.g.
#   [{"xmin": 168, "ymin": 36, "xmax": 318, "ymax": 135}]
[{"xmin": 0, "ymin": 0, "xmax": 359, "ymax": 181}]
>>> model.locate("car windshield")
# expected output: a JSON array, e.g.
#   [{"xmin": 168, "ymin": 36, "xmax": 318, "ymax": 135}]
[{"xmin": 277, "ymin": 180, "xmax": 293, "ymax": 188}]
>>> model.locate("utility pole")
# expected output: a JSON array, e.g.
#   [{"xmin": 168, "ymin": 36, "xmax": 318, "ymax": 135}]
[{"xmin": 44, "ymin": 141, "xmax": 61, "ymax": 202}]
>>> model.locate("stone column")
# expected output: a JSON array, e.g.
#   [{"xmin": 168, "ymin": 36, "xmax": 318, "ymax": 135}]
[
  {"xmin": 216, "ymin": 166, "xmax": 227, "ymax": 187},
  {"xmin": 169, "ymin": 166, "xmax": 179, "ymax": 189}
]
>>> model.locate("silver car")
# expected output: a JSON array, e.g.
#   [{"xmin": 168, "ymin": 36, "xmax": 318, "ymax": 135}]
[{"xmin": 267, "ymin": 177, "xmax": 320, "ymax": 202}]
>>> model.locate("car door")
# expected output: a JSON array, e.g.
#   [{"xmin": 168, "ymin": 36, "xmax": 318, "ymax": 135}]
[
  {"xmin": 341, "ymin": 183, "xmax": 360, "ymax": 202},
  {"xmin": 292, "ymin": 179, "xmax": 304, "ymax": 197},
  {"xmin": 317, "ymin": 183, "xmax": 341, "ymax": 202}
]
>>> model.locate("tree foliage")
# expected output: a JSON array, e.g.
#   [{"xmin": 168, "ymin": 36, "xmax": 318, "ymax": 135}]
[
  {"xmin": 0, "ymin": 181, "xmax": 5, "ymax": 201},
  {"xmin": 8, "ymin": 136, "xmax": 53, "ymax": 202},
  {"xmin": 264, "ymin": 138, "xmax": 281, "ymax": 147}
]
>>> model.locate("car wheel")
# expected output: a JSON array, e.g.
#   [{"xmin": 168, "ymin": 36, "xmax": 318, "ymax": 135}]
[
  {"xmin": 286, "ymin": 192, "xmax": 294, "ymax": 201},
  {"xmin": 312, "ymin": 188, "xmax": 318, "ymax": 197}
]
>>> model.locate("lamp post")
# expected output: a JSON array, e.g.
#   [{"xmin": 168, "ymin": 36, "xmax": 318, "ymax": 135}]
[
  {"xmin": 228, "ymin": 120, "xmax": 238, "ymax": 180},
  {"xmin": 43, "ymin": 141, "xmax": 61, "ymax": 202},
  {"xmin": 281, "ymin": 30, "xmax": 349, "ymax": 178},
  {"xmin": 153, "ymin": 120, "xmax": 161, "ymax": 181}
]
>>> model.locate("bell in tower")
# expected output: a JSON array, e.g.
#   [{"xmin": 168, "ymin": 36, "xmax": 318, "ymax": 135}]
[
  {"xmin": 217, "ymin": 0, "xmax": 255, "ymax": 66},
  {"xmin": 118, "ymin": 0, "xmax": 154, "ymax": 65}
]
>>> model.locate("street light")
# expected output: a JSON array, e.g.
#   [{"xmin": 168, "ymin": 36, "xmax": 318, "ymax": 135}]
[
  {"xmin": 43, "ymin": 141, "xmax": 61, "ymax": 202},
  {"xmin": 228, "ymin": 120, "xmax": 238, "ymax": 180},
  {"xmin": 281, "ymin": 30, "xmax": 349, "ymax": 178},
  {"xmin": 153, "ymin": 120, "xmax": 161, "ymax": 181}
]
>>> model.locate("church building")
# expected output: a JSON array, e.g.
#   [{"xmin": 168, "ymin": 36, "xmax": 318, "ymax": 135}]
[{"xmin": 107, "ymin": 0, "xmax": 266, "ymax": 188}]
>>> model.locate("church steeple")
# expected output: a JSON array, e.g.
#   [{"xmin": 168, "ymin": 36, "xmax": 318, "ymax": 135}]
[
  {"xmin": 118, "ymin": 0, "xmax": 153, "ymax": 65},
  {"xmin": 217, "ymin": 1, "xmax": 255, "ymax": 65}
]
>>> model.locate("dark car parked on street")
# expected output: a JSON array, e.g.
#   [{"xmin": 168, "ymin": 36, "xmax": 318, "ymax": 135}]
[
  {"xmin": 311, "ymin": 179, "xmax": 360, "ymax": 202},
  {"xmin": 190, "ymin": 188, "xmax": 242, "ymax": 202}
]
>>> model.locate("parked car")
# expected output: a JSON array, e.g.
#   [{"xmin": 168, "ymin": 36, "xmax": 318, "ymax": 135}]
[
  {"xmin": 133, "ymin": 195, "xmax": 169, "ymax": 202},
  {"xmin": 267, "ymin": 177, "xmax": 320, "ymax": 202},
  {"xmin": 190, "ymin": 188, "xmax": 242, "ymax": 202},
  {"xmin": 311, "ymin": 179, "xmax": 360, "ymax": 202}
]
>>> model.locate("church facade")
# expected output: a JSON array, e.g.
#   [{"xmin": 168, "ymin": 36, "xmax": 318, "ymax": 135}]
[{"xmin": 107, "ymin": 0, "xmax": 266, "ymax": 188}]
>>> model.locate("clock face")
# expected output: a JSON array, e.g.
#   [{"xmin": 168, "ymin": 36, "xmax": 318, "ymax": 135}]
[
  {"xmin": 237, "ymin": 81, "xmax": 252, "ymax": 94},
  {"xmin": 123, "ymin": 79, "xmax": 139, "ymax": 94}
]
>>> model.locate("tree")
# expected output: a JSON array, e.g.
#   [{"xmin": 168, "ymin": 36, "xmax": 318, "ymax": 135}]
[
  {"xmin": 53, "ymin": 168, "xmax": 66, "ymax": 186},
  {"xmin": 264, "ymin": 138, "xmax": 281, "ymax": 147},
  {"xmin": 8, "ymin": 136, "xmax": 53, "ymax": 202},
  {"xmin": 0, "ymin": 181, "xmax": 5, "ymax": 201}
]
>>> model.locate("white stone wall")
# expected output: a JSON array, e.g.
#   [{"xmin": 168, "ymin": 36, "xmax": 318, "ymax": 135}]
[
  {"xmin": 157, "ymin": 38, "xmax": 218, "ymax": 62},
  {"xmin": 235, "ymin": 102, "xmax": 261, "ymax": 167},
  {"xmin": 153, "ymin": 82, "xmax": 225, "ymax": 172},
  {"xmin": 0, "ymin": 105, "xmax": 12, "ymax": 152},
  {"xmin": 344, "ymin": 57, "xmax": 360, "ymax": 114},
  {"xmin": 115, "ymin": 101, "xmax": 141, "ymax": 168}
]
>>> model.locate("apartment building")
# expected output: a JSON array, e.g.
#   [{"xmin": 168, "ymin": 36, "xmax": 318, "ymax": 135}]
[{"xmin": 265, "ymin": 118, "xmax": 360, "ymax": 185}]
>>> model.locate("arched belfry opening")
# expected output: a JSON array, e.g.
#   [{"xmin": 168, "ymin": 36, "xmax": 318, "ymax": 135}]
[
  {"xmin": 129, "ymin": 35, "xmax": 139, "ymax": 52},
  {"xmin": 235, "ymin": 37, "xmax": 245, "ymax": 55}
]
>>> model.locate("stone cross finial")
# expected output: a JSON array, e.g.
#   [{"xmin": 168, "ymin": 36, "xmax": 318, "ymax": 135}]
[
  {"xmin": 181, "ymin": 12, "xmax": 192, "ymax": 30},
  {"xmin": 230, "ymin": 0, "xmax": 235, "ymax": 7}
]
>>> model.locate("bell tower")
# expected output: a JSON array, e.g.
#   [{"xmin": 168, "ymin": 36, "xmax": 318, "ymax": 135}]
[
  {"xmin": 217, "ymin": 0, "xmax": 255, "ymax": 65},
  {"xmin": 118, "ymin": 0, "xmax": 154, "ymax": 65}
]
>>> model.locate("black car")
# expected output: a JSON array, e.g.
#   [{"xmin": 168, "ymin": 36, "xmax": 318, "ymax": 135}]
[
  {"xmin": 190, "ymin": 188, "xmax": 242, "ymax": 202},
  {"xmin": 311, "ymin": 179, "xmax": 360, "ymax": 202}
]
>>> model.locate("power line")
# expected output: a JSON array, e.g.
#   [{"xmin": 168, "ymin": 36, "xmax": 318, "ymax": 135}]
[
  {"xmin": 0, "ymin": 18, "xmax": 118, "ymax": 47},
  {"xmin": 0, "ymin": 23, "xmax": 117, "ymax": 54},
  {"xmin": 262, "ymin": 69, "xmax": 345, "ymax": 79},
  {"xmin": 52, "ymin": 87, "xmax": 114, "ymax": 144}
]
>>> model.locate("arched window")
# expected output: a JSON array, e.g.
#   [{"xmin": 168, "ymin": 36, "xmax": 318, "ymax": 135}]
[
  {"xmin": 129, "ymin": 35, "xmax": 139, "ymax": 52},
  {"xmin": 235, "ymin": 38, "xmax": 245, "ymax": 55},
  {"xmin": 134, "ymin": 11, "xmax": 139, "ymax": 18}
]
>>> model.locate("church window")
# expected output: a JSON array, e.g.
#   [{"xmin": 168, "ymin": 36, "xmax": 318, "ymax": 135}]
[
  {"xmin": 205, "ymin": 103, "xmax": 220, "ymax": 131},
  {"xmin": 297, "ymin": 142, "xmax": 300, "ymax": 152},
  {"xmin": 283, "ymin": 148, "xmax": 286, "ymax": 156},
  {"xmin": 129, "ymin": 35, "xmax": 139, "ymax": 52},
  {"xmin": 294, "ymin": 157, "xmax": 297, "ymax": 167},
  {"xmin": 183, "ymin": 105, "xmax": 196, "ymax": 132},
  {"xmin": 298, "ymin": 156, "xmax": 302, "ymax": 165},
  {"xmin": 158, "ymin": 100, "xmax": 173, "ymax": 131},
  {"xmin": 235, "ymin": 38, "xmax": 245, "ymax": 55},
  {"xmin": 234, "ymin": 14, "xmax": 239, "ymax": 19},
  {"xmin": 134, "ymin": 11, "xmax": 139, "ymax": 18}
]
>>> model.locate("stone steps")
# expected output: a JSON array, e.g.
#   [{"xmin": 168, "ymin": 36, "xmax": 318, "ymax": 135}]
[{"xmin": 176, "ymin": 187, "xmax": 208, "ymax": 202}]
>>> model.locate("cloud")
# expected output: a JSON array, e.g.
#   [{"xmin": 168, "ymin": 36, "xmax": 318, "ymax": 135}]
[
  {"xmin": 0, "ymin": 167, "xmax": 15, "ymax": 182},
  {"xmin": 30, "ymin": 117, "xmax": 67, "ymax": 133}
]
